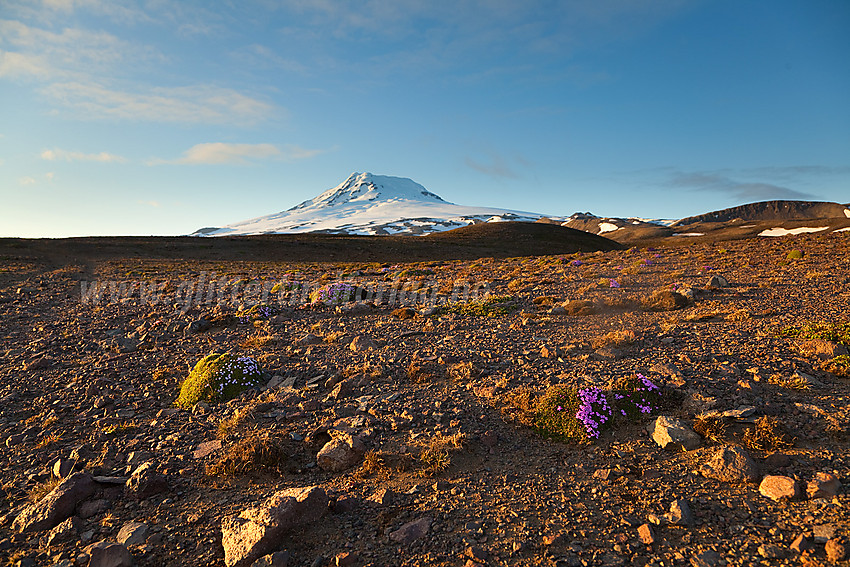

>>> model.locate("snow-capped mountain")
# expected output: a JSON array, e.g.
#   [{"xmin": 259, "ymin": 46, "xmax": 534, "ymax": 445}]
[
  {"xmin": 560, "ymin": 212, "xmax": 675, "ymax": 235},
  {"xmin": 193, "ymin": 172, "xmax": 547, "ymax": 236}
]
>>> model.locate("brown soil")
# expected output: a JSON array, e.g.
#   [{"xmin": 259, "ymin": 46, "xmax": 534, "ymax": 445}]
[{"xmin": 1, "ymin": 229, "xmax": 849, "ymax": 567}]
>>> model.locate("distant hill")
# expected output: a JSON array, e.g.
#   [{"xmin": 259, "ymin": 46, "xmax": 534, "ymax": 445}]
[{"xmin": 673, "ymin": 200, "xmax": 850, "ymax": 226}]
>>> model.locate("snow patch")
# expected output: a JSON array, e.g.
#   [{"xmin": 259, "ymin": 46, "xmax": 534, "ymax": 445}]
[
  {"xmin": 844, "ymin": 208, "xmax": 850, "ymax": 218},
  {"xmin": 834, "ymin": 227, "xmax": 850, "ymax": 233},
  {"xmin": 759, "ymin": 226, "xmax": 830, "ymax": 237},
  {"xmin": 597, "ymin": 222, "xmax": 620, "ymax": 234},
  {"xmin": 672, "ymin": 232, "xmax": 705, "ymax": 237}
]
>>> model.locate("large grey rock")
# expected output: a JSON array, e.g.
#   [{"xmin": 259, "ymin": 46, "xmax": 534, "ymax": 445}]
[
  {"xmin": 84, "ymin": 541, "xmax": 133, "ymax": 567},
  {"xmin": 45, "ymin": 516, "xmax": 83, "ymax": 546},
  {"xmin": 389, "ymin": 516, "xmax": 433, "ymax": 545},
  {"xmin": 706, "ymin": 275, "xmax": 729, "ymax": 289},
  {"xmin": 117, "ymin": 521, "xmax": 148, "ymax": 546},
  {"xmin": 316, "ymin": 434, "xmax": 366, "ymax": 472},
  {"xmin": 807, "ymin": 472, "xmax": 841, "ymax": 499},
  {"xmin": 690, "ymin": 550, "xmax": 721, "ymax": 567},
  {"xmin": 125, "ymin": 462, "xmax": 167, "ymax": 500},
  {"xmin": 13, "ymin": 472, "xmax": 95, "ymax": 533},
  {"xmin": 700, "ymin": 446, "xmax": 759, "ymax": 483},
  {"xmin": 647, "ymin": 416, "xmax": 701, "ymax": 451},
  {"xmin": 221, "ymin": 486, "xmax": 328, "ymax": 567}
]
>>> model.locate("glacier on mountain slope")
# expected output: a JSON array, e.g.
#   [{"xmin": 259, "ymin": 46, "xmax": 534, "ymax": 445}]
[{"xmin": 193, "ymin": 172, "xmax": 548, "ymax": 236}]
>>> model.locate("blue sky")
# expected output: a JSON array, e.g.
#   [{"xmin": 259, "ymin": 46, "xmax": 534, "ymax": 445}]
[{"xmin": 1, "ymin": 0, "xmax": 848, "ymax": 237}]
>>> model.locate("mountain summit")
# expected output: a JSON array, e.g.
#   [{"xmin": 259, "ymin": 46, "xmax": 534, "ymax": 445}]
[
  {"xmin": 288, "ymin": 172, "xmax": 446, "ymax": 211},
  {"xmin": 193, "ymin": 172, "xmax": 545, "ymax": 236}
]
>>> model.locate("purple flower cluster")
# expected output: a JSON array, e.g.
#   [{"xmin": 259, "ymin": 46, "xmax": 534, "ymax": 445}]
[
  {"xmin": 609, "ymin": 279, "xmax": 621, "ymax": 288},
  {"xmin": 214, "ymin": 355, "xmax": 260, "ymax": 397},
  {"xmin": 312, "ymin": 282, "xmax": 358, "ymax": 305},
  {"xmin": 574, "ymin": 374, "xmax": 661, "ymax": 439},
  {"xmin": 637, "ymin": 373, "xmax": 660, "ymax": 392},
  {"xmin": 571, "ymin": 260, "xmax": 584, "ymax": 267},
  {"xmin": 575, "ymin": 387, "xmax": 613, "ymax": 439}
]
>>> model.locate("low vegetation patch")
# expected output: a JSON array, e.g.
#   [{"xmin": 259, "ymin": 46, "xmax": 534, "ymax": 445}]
[
  {"xmin": 531, "ymin": 374, "xmax": 663, "ymax": 442},
  {"xmin": 821, "ymin": 355, "xmax": 850, "ymax": 378},
  {"xmin": 175, "ymin": 353, "xmax": 262, "ymax": 408},
  {"xmin": 779, "ymin": 322, "xmax": 850, "ymax": 345},
  {"xmin": 441, "ymin": 295, "xmax": 518, "ymax": 317},
  {"xmin": 309, "ymin": 282, "xmax": 368, "ymax": 305}
]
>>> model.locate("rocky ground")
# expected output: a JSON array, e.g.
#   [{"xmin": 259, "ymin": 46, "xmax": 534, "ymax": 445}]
[{"xmin": 0, "ymin": 231, "xmax": 848, "ymax": 567}]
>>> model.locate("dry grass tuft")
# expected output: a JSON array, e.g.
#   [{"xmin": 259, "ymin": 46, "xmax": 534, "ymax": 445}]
[
  {"xmin": 693, "ymin": 415, "xmax": 727, "ymax": 442},
  {"xmin": 35, "ymin": 432, "xmax": 62, "ymax": 449},
  {"xmin": 206, "ymin": 432, "xmax": 288, "ymax": 476},
  {"xmin": 591, "ymin": 329, "xmax": 637, "ymax": 350},
  {"xmin": 768, "ymin": 373, "xmax": 811, "ymax": 390},
  {"xmin": 356, "ymin": 450, "xmax": 414, "ymax": 480},
  {"xmin": 217, "ymin": 404, "xmax": 257, "ymax": 439},
  {"xmin": 416, "ymin": 433, "xmax": 466, "ymax": 476},
  {"xmin": 27, "ymin": 476, "xmax": 62, "ymax": 503},
  {"xmin": 406, "ymin": 361, "xmax": 441, "ymax": 383},
  {"xmin": 448, "ymin": 361, "xmax": 476, "ymax": 382},
  {"xmin": 743, "ymin": 416, "xmax": 794, "ymax": 452},
  {"xmin": 240, "ymin": 333, "xmax": 280, "ymax": 349},
  {"xmin": 726, "ymin": 309, "xmax": 752, "ymax": 322},
  {"xmin": 499, "ymin": 387, "xmax": 538, "ymax": 428}
]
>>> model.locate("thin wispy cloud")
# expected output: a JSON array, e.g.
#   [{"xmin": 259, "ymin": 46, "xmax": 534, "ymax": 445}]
[
  {"xmin": 42, "ymin": 82, "xmax": 277, "ymax": 125},
  {"xmin": 465, "ymin": 156, "xmax": 518, "ymax": 179},
  {"xmin": 151, "ymin": 142, "xmax": 328, "ymax": 165},
  {"xmin": 465, "ymin": 151, "xmax": 534, "ymax": 180},
  {"xmin": 665, "ymin": 170, "xmax": 818, "ymax": 201},
  {"xmin": 0, "ymin": 16, "xmax": 278, "ymax": 126},
  {"xmin": 41, "ymin": 148, "xmax": 126, "ymax": 162}
]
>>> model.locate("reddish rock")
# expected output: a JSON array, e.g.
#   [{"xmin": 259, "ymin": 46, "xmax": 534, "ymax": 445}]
[
  {"xmin": 367, "ymin": 488, "xmax": 394, "ymax": 507},
  {"xmin": 647, "ymin": 416, "xmax": 701, "ymax": 451},
  {"xmin": 542, "ymin": 532, "xmax": 567, "ymax": 547},
  {"xmin": 700, "ymin": 445, "xmax": 759, "ymax": 483},
  {"xmin": 790, "ymin": 533, "xmax": 813, "ymax": 554},
  {"xmin": 806, "ymin": 472, "xmax": 841, "ymax": 499},
  {"xmin": 759, "ymin": 475, "xmax": 800, "ymax": 501},
  {"xmin": 826, "ymin": 538, "xmax": 847, "ymax": 563},
  {"xmin": 193, "ymin": 440, "xmax": 222, "ymax": 459},
  {"xmin": 638, "ymin": 523, "xmax": 656, "ymax": 545},
  {"xmin": 465, "ymin": 545, "xmax": 488, "ymax": 562},
  {"xmin": 334, "ymin": 551, "xmax": 359, "ymax": 566},
  {"xmin": 221, "ymin": 486, "xmax": 328, "ymax": 567},
  {"xmin": 13, "ymin": 472, "xmax": 95, "ymax": 533},
  {"xmin": 125, "ymin": 462, "xmax": 168, "ymax": 500},
  {"xmin": 349, "ymin": 335, "xmax": 378, "ymax": 352}
]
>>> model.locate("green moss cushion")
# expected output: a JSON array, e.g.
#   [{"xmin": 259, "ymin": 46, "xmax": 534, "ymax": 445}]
[{"xmin": 175, "ymin": 353, "xmax": 262, "ymax": 408}]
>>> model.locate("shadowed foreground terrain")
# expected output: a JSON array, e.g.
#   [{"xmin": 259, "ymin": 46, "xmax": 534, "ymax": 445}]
[
  {"xmin": 0, "ymin": 223, "xmax": 623, "ymax": 269},
  {"xmin": 0, "ymin": 227, "xmax": 848, "ymax": 567}
]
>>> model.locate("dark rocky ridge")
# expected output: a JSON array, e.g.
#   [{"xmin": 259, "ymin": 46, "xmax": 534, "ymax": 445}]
[{"xmin": 673, "ymin": 200, "xmax": 850, "ymax": 226}]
